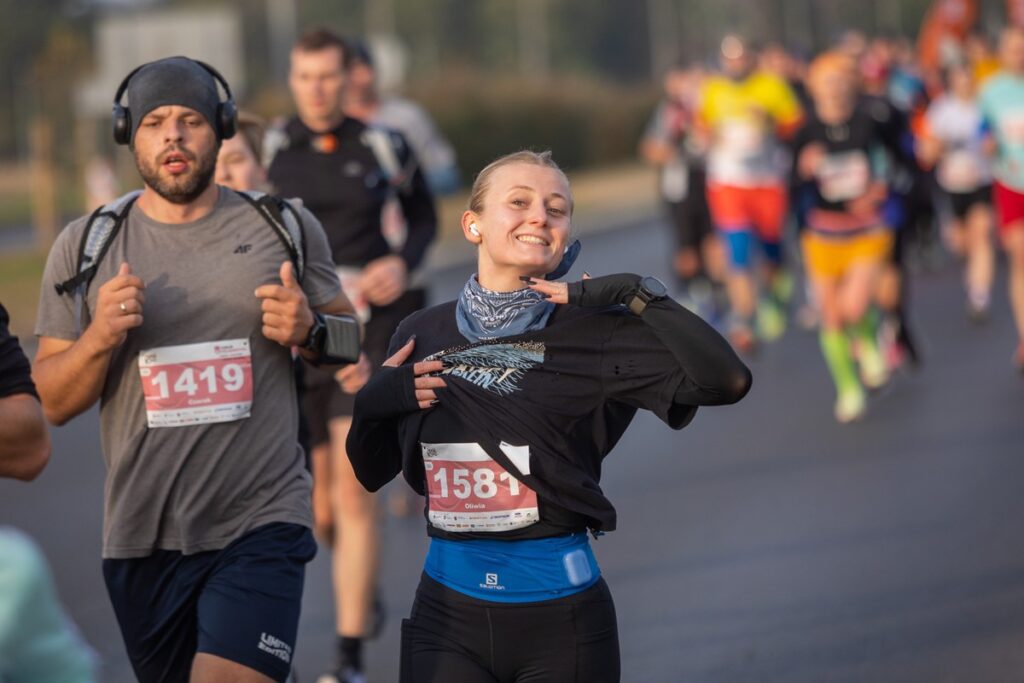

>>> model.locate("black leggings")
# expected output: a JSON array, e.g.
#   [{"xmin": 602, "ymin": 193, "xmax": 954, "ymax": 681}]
[{"xmin": 400, "ymin": 573, "xmax": 621, "ymax": 683}]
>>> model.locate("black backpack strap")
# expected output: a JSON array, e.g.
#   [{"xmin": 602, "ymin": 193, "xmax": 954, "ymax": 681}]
[{"xmin": 234, "ymin": 190, "xmax": 306, "ymax": 280}]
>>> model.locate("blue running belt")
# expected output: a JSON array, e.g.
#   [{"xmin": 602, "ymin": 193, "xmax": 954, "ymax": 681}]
[{"xmin": 424, "ymin": 532, "xmax": 601, "ymax": 603}]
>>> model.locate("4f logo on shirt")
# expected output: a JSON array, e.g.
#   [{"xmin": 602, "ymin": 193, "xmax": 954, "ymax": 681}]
[
  {"xmin": 233, "ymin": 244, "xmax": 252, "ymax": 254},
  {"xmin": 428, "ymin": 342, "xmax": 545, "ymax": 396}
]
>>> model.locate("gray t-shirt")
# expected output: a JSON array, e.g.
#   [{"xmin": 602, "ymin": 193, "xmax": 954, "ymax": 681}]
[{"xmin": 35, "ymin": 189, "xmax": 341, "ymax": 558}]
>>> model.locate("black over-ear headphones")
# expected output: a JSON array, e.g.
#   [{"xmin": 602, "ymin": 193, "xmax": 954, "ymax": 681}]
[{"xmin": 112, "ymin": 57, "xmax": 238, "ymax": 145}]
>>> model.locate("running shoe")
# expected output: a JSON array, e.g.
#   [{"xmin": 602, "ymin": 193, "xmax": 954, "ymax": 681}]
[
  {"xmin": 834, "ymin": 387, "xmax": 866, "ymax": 424},
  {"xmin": 859, "ymin": 344, "xmax": 889, "ymax": 390},
  {"xmin": 966, "ymin": 292, "xmax": 990, "ymax": 324}
]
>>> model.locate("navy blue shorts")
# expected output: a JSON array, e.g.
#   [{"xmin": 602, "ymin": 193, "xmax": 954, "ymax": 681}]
[{"xmin": 103, "ymin": 522, "xmax": 316, "ymax": 683}]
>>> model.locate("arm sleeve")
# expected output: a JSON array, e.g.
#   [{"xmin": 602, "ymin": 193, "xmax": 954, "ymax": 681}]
[
  {"xmin": 393, "ymin": 135, "xmax": 438, "ymax": 273},
  {"xmin": 346, "ymin": 318, "xmax": 417, "ymax": 491},
  {"xmin": 293, "ymin": 204, "xmax": 342, "ymax": 308},
  {"xmin": 602, "ymin": 298, "xmax": 752, "ymax": 429},
  {"xmin": 0, "ymin": 305, "xmax": 38, "ymax": 400}
]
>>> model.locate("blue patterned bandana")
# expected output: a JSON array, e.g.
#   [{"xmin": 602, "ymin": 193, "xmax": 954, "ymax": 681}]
[{"xmin": 456, "ymin": 276, "xmax": 555, "ymax": 343}]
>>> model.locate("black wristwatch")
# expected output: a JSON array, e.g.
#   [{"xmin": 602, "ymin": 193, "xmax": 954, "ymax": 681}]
[
  {"xmin": 303, "ymin": 312, "xmax": 327, "ymax": 354},
  {"xmin": 626, "ymin": 276, "xmax": 669, "ymax": 315}
]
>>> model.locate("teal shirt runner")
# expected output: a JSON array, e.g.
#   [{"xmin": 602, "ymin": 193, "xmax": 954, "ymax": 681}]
[
  {"xmin": 979, "ymin": 71, "xmax": 1024, "ymax": 192},
  {"xmin": 0, "ymin": 528, "xmax": 96, "ymax": 682}
]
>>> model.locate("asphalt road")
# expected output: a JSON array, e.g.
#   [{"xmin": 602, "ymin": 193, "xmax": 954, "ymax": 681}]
[{"xmin": 2, "ymin": 218, "xmax": 1023, "ymax": 682}]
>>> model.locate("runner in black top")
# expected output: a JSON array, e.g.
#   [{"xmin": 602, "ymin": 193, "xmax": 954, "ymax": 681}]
[
  {"xmin": 0, "ymin": 303, "xmax": 50, "ymax": 481},
  {"xmin": 792, "ymin": 52, "xmax": 902, "ymax": 422},
  {"xmin": 347, "ymin": 150, "xmax": 751, "ymax": 682},
  {"xmin": 266, "ymin": 29, "xmax": 437, "ymax": 683}
]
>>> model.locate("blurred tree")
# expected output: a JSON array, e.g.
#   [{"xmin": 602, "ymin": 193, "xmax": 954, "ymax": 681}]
[{"xmin": 0, "ymin": 1, "xmax": 64, "ymax": 159}]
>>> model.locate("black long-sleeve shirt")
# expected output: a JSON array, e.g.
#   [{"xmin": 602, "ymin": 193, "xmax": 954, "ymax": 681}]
[
  {"xmin": 347, "ymin": 296, "xmax": 750, "ymax": 538},
  {"xmin": 0, "ymin": 304, "xmax": 37, "ymax": 399},
  {"xmin": 268, "ymin": 116, "xmax": 437, "ymax": 271}
]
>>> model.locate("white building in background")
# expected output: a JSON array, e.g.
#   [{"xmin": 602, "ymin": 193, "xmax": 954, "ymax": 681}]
[{"xmin": 75, "ymin": 6, "xmax": 246, "ymax": 119}]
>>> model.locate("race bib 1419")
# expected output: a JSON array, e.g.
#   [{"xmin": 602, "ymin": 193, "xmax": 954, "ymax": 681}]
[{"xmin": 138, "ymin": 339, "xmax": 253, "ymax": 428}]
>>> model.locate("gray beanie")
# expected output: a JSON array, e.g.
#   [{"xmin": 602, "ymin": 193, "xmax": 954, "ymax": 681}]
[{"xmin": 126, "ymin": 57, "xmax": 221, "ymax": 143}]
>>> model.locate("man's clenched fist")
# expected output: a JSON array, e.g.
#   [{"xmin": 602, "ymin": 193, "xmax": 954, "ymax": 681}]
[{"xmin": 255, "ymin": 261, "xmax": 314, "ymax": 347}]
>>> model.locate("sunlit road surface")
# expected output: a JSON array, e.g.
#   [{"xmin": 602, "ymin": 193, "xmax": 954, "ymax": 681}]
[{"xmin": 3, "ymin": 217, "xmax": 1023, "ymax": 682}]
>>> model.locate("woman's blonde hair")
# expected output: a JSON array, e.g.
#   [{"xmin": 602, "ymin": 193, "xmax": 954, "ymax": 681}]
[{"xmin": 467, "ymin": 150, "xmax": 574, "ymax": 216}]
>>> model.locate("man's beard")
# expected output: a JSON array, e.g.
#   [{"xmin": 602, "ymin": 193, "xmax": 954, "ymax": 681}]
[{"xmin": 134, "ymin": 144, "xmax": 218, "ymax": 204}]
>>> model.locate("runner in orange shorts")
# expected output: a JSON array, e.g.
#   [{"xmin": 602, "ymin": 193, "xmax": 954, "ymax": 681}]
[
  {"xmin": 793, "ymin": 52, "xmax": 901, "ymax": 422},
  {"xmin": 698, "ymin": 35, "xmax": 804, "ymax": 353}
]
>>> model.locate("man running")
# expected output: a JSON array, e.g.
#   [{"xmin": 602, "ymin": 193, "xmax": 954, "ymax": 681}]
[
  {"xmin": 979, "ymin": 25, "xmax": 1024, "ymax": 370},
  {"xmin": 267, "ymin": 28, "xmax": 437, "ymax": 683},
  {"xmin": 919, "ymin": 61, "xmax": 994, "ymax": 321},
  {"xmin": 33, "ymin": 57, "xmax": 350, "ymax": 682},
  {"xmin": 343, "ymin": 40, "xmax": 460, "ymax": 197},
  {"xmin": 698, "ymin": 34, "xmax": 804, "ymax": 352},
  {"xmin": 641, "ymin": 62, "xmax": 725, "ymax": 321}
]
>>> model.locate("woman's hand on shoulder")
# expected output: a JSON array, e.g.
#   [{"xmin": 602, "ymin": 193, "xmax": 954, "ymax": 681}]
[{"xmin": 383, "ymin": 336, "xmax": 447, "ymax": 410}]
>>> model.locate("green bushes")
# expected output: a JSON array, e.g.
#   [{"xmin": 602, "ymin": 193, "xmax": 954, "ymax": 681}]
[{"xmin": 405, "ymin": 72, "xmax": 659, "ymax": 178}]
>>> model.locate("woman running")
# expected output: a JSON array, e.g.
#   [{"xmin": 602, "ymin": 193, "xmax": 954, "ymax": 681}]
[
  {"xmin": 919, "ymin": 61, "xmax": 995, "ymax": 321},
  {"xmin": 793, "ymin": 52, "xmax": 901, "ymax": 422},
  {"xmin": 346, "ymin": 150, "xmax": 751, "ymax": 682}
]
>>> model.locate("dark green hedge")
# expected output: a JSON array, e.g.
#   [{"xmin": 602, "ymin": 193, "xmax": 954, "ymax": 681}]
[{"xmin": 405, "ymin": 73, "xmax": 659, "ymax": 178}]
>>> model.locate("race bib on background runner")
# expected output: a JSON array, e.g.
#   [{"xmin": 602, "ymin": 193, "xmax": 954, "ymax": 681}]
[
  {"xmin": 138, "ymin": 339, "xmax": 253, "ymax": 428},
  {"xmin": 718, "ymin": 118, "xmax": 765, "ymax": 158},
  {"xmin": 422, "ymin": 442, "xmax": 539, "ymax": 532},
  {"xmin": 817, "ymin": 151, "xmax": 871, "ymax": 203},
  {"xmin": 336, "ymin": 266, "xmax": 371, "ymax": 323},
  {"xmin": 938, "ymin": 149, "xmax": 984, "ymax": 193}
]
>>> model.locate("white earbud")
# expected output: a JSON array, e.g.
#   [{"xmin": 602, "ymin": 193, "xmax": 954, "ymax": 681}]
[{"xmin": 469, "ymin": 223, "xmax": 480, "ymax": 236}]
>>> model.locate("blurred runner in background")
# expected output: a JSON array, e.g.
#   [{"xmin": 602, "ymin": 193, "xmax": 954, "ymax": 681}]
[
  {"xmin": 919, "ymin": 61, "xmax": 995, "ymax": 321},
  {"xmin": 699, "ymin": 34, "xmax": 803, "ymax": 354},
  {"xmin": 343, "ymin": 40, "xmax": 460, "ymax": 198},
  {"xmin": 640, "ymin": 61, "xmax": 726, "ymax": 322},
  {"xmin": 979, "ymin": 25, "xmax": 1024, "ymax": 370},
  {"xmin": 215, "ymin": 112, "xmax": 271, "ymax": 193},
  {"xmin": 794, "ymin": 52, "xmax": 896, "ymax": 422},
  {"xmin": 859, "ymin": 40, "xmax": 927, "ymax": 370},
  {"xmin": 267, "ymin": 29, "xmax": 438, "ymax": 683}
]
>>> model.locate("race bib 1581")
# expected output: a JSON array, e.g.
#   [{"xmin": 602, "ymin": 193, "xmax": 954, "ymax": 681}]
[
  {"xmin": 138, "ymin": 339, "xmax": 253, "ymax": 428},
  {"xmin": 422, "ymin": 442, "xmax": 539, "ymax": 533}
]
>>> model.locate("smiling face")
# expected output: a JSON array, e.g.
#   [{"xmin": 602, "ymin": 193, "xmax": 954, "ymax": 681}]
[
  {"xmin": 465, "ymin": 161, "xmax": 573, "ymax": 289},
  {"xmin": 132, "ymin": 104, "xmax": 218, "ymax": 204}
]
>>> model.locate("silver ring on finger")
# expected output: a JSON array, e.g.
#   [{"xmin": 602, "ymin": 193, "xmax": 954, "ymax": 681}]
[{"xmin": 120, "ymin": 301, "xmax": 128, "ymax": 313}]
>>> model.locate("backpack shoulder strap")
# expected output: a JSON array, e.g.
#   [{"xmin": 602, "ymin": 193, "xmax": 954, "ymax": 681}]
[
  {"xmin": 54, "ymin": 190, "xmax": 142, "ymax": 335},
  {"xmin": 235, "ymin": 190, "xmax": 306, "ymax": 280},
  {"xmin": 262, "ymin": 122, "xmax": 291, "ymax": 170},
  {"xmin": 361, "ymin": 126, "xmax": 417, "ymax": 194}
]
